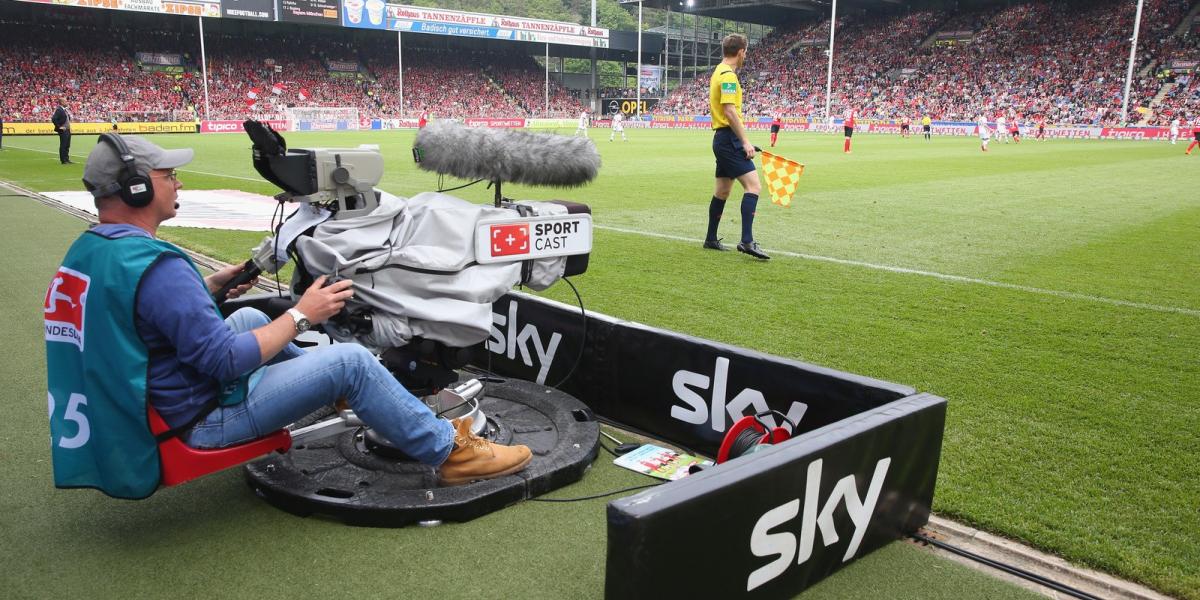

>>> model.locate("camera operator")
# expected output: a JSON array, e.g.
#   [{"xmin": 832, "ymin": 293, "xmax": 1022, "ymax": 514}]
[{"xmin": 48, "ymin": 135, "xmax": 531, "ymax": 489}]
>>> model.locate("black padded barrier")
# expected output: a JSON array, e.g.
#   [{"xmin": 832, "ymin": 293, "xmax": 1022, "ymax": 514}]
[
  {"xmin": 474, "ymin": 292, "xmax": 920, "ymax": 455},
  {"xmin": 473, "ymin": 292, "xmax": 946, "ymax": 598},
  {"xmin": 605, "ymin": 393, "xmax": 946, "ymax": 599}
]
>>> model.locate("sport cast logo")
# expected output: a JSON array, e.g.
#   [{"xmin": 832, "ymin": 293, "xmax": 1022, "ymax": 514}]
[
  {"xmin": 721, "ymin": 82, "xmax": 738, "ymax": 93},
  {"xmin": 490, "ymin": 223, "xmax": 530, "ymax": 257},
  {"xmin": 44, "ymin": 267, "xmax": 90, "ymax": 350}
]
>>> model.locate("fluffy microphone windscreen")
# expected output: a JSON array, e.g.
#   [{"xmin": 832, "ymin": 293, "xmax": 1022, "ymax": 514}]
[{"xmin": 414, "ymin": 121, "xmax": 601, "ymax": 187}]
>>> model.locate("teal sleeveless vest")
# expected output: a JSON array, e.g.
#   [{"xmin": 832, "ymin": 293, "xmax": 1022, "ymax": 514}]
[{"xmin": 45, "ymin": 230, "xmax": 246, "ymax": 499}]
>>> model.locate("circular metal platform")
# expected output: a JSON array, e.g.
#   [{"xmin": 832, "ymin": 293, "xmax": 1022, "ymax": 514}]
[{"xmin": 244, "ymin": 376, "xmax": 599, "ymax": 527}]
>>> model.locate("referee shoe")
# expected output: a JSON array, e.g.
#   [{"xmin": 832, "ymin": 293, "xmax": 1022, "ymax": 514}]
[
  {"xmin": 703, "ymin": 238, "xmax": 730, "ymax": 251},
  {"xmin": 737, "ymin": 241, "xmax": 770, "ymax": 260}
]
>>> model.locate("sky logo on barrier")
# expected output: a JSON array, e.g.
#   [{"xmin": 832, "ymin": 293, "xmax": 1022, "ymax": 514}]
[
  {"xmin": 747, "ymin": 457, "xmax": 892, "ymax": 591},
  {"xmin": 489, "ymin": 301, "xmax": 561, "ymax": 385},
  {"xmin": 44, "ymin": 267, "xmax": 90, "ymax": 351},
  {"xmin": 490, "ymin": 223, "xmax": 530, "ymax": 257},
  {"xmin": 671, "ymin": 357, "xmax": 807, "ymax": 433}
]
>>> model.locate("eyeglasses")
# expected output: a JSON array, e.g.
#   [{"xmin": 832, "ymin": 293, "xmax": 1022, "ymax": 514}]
[{"xmin": 152, "ymin": 170, "xmax": 179, "ymax": 182}]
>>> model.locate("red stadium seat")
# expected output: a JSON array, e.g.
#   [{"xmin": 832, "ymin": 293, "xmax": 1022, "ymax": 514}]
[{"xmin": 147, "ymin": 404, "xmax": 291, "ymax": 487}]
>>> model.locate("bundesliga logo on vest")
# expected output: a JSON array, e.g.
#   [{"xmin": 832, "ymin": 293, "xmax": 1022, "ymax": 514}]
[{"xmin": 44, "ymin": 267, "xmax": 91, "ymax": 350}]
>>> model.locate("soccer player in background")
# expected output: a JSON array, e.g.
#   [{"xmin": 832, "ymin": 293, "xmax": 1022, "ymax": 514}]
[
  {"xmin": 1009, "ymin": 114, "xmax": 1021, "ymax": 143},
  {"xmin": 901, "ymin": 115, "xmax": 911, "ymax": 138},
  {"xmin": 610, "ymin": 111, "xmax": 627, "ymax": 142},
  {"xmin": 922, "ymin": 114, "xmax": 932, "ymax": 140},
  {"xmin": 977, "ymin": 115, "xmax": 992, "ymax": 152},
  {"xmin": 1035, "ymin": 116, "xmax": 1046, "ymax": 141},
  {"xmin": 575, "ymin": 109, "xmax": 589, "ymax": 137},
  {"xmin": 995, "ymin": 113, "xmax": 1008, "ymax": 144},
  {"xmin": 1187, "ymin": 116, "xmax": 1200, "ymax": 155},
  {"xmin": 843, "ymin": 108, "xmax": 856, "ymax": 153},
  {"xmin": 1169, "ymin": 117, "xmax": 1180, "ymax": 145},
  {"xmin": 770, "ymin": 115, "xmax": 781, "ymax": 147},
  {"xmin": 701, "ymin": 33, "xmax": 769, "ymax": 260}
]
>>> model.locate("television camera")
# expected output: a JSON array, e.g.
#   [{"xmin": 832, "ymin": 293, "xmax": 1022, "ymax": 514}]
[{"xmin": 215, "ymin": 121, "xmax": 602, "ymax": 525}]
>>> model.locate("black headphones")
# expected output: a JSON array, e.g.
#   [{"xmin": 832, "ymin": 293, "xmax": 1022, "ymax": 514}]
[{"xmin": 95, "ymin": 133, "xmax": 155, "ymax": 207}]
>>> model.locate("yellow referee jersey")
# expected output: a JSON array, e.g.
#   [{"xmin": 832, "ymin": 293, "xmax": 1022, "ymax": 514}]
[{"xmin": 709, "ymin": 64, "xmax": 743, "ymax": 130}]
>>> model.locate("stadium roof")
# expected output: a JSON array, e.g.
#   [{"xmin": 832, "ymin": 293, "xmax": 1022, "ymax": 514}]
[{"xmin": 621, "ymin": 0, "xmax": 993, "ymax": 27}]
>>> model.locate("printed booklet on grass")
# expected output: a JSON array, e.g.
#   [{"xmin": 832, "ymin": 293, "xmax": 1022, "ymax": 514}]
[{"xmin": 613, "ymin": 444, "xmax": 713, "ymax": 481}]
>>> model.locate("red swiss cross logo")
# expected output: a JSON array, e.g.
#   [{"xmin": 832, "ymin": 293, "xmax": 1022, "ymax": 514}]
[
  {"xmin": 44, "ymin": 267, "xmax": 90, "ymax": 350},
  {"xmin": 491, "ymin": 223, "xmax": 530, "ymax": 257}
]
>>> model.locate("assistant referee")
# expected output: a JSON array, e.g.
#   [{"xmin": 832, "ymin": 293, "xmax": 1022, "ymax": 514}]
[{"xmin": 702, "ymin": 33, "xmax": 768, "ymax": 260}]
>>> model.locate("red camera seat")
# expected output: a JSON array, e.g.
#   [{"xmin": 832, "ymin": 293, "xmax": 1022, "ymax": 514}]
[{"xmin": 147, "ymin": 405, "xmax": 292, "ymax": 487}]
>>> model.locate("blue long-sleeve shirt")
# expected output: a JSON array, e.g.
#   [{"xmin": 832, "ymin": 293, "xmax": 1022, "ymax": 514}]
[{"xmin": 93, "ymin": 224, "xmax": 261, "ymax": 428}]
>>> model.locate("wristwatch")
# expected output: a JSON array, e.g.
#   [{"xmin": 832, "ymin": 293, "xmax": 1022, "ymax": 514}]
[{"xmin": 286, "ymin": 308, "xmax": 311, "ymax": 334}]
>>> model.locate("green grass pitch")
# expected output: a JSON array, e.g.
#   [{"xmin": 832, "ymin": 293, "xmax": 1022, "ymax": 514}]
[{"xmin": 1, "ymin": 128, "xmax": 1196, "ymax": 598}]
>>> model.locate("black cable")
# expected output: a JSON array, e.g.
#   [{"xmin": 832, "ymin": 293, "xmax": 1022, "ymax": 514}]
[
  {"xmin": 910, "ymin": 532, "xmax": 1103, "ymax": 600},
  {"xmin": 593, "ymin": 414, "xmax": 704, "ymax": 459},
  {"xmin": 548, "ymin": 276, "xmax": 587, "ymax": 390},
  {"xmin": 528, "ymin": 483, "xmax": 661, "ymax": 503},
  {"xmin": 437, "ymin": 178, "xmax": 485, "ymax": 193},
  {"xmin": 599, "ymin": 441, "xmax": 619, "ymax": 458},
  {"xmin": 727, "ymin": 427, "xmax": 767, "ymax": 460},
  {"xmin": 270, "ymin": 199, "xmax": 287, "ymax": 298},
  {"xmin": 435, "ymin": 398, "xmax": 473, "ymax": 419}
]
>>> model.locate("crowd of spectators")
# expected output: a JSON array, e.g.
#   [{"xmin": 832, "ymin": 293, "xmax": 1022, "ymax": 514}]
[
  {"xmin": 882, "ymin": 0, "xmax": 1192, "ymax": 125},
  {"xmin": 485, "ymin": 55, "xmax": 585, "ymax": 117},
  {"xmin": 3, "ymin": 1, "xmax": 1198, "ymax": 126},
  {"xmin": 185, "ymin": 33, "xmax": 384, "ymax": 119},
  {"xmin": 0, "ymin": 19, "xmax": 587, "ymax": 123},
  {"xmin": 366, "ymin": 48, "xmax": 521, "ymax": 119},
  {"xmin": 0, "ymin": 21, "xmax": 197, "ymax": 122},
  {"xmin": 1147, "ymin": 22, "xmax": 1200, "ymax": 124},
  {"xmin": 660, "ymin": 0, "xmax": 1198, "ymax": 125}
]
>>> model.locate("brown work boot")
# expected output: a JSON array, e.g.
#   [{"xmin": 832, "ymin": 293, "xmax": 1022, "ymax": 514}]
[{"xmin": 438, "ymin": 418, "xmax": 532, "ymax": 486}]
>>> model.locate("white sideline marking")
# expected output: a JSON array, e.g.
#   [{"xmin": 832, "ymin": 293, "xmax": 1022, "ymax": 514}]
[
  {"xmin": 8, "ymin": 144, "xmax": 1195, "ymax": 318},
  {"xmin": 596, "ymin": 225, "xmax": 1200, "ymax": 318},
  {"xmin": 44, "ymin": 190, "xmax": 278, "ymax": 231}
]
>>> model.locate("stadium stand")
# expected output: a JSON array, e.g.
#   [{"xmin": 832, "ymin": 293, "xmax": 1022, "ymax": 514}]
[
  {"xmin": 660, "ymin": 0, "xmax": 1198, "ymax": 125},
  {"xmin": 0, "ymin": 21, "xmax": 198, "ymax": 122},
  {"xmin": 2, "ymin": 0, "xmax": 1197, "ymax": 126},
  {"xmin": 0, "ymin": 17, "xmax": 584, "ymax": 123},
  {"xmin": 362, "ymin": 46, "xmax": 583, "ymax": 119}
]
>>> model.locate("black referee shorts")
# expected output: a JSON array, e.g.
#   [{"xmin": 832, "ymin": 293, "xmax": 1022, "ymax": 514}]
[{"xmin": 713, "ymin": 127, "xmax": 756, "ymax": 179}]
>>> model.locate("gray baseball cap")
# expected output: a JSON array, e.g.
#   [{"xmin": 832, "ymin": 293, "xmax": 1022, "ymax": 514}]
[{"xmin": 82, "ymin": 135, "xmax": 194, "ymax": 199}]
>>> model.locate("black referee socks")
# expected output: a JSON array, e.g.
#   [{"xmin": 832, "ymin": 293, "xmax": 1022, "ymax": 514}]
[
  {"xmin": 740, "ymin": 193, "xmax": 758, "ymax": 244},
  {"xmin": 706, "ymin": 196, "xmax": 726, "ymax": 242}
]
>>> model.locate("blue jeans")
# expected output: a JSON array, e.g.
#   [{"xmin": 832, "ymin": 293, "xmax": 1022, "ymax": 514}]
[{"xmin": 185, "ymin": 308, "xmax": 454, "ymax": 466}]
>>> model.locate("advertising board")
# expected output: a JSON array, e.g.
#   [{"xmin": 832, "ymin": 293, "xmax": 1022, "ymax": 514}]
[
  {"xmin": 279, "ymin": 0, "xmax": 339, "ymax": 24},
  {"xmin": 3, "ymin": 122, "xmax": 197, "ymax": 135}
]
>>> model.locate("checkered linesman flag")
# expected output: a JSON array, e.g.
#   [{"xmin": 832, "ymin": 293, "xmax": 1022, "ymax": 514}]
[{"xmin": 759, "ymin": 151, "xmax": 804, "ymax": 207}]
